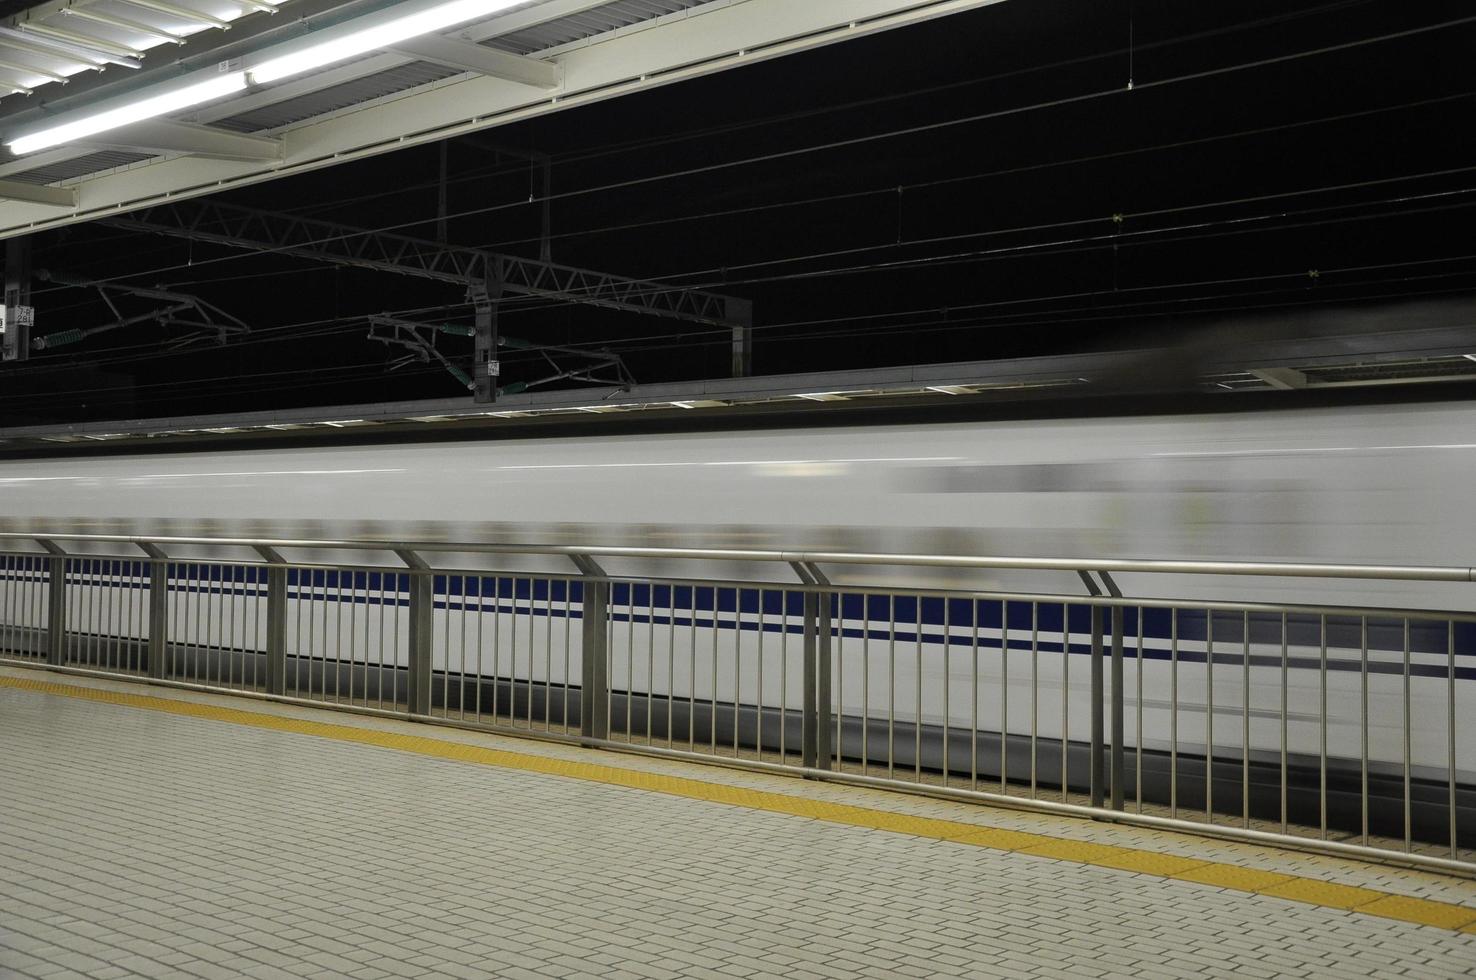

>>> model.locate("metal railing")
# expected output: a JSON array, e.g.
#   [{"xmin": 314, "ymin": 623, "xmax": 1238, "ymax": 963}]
[{"xmin": 0, "ymin": 531, "xmax": 1471, "ymax": 875}]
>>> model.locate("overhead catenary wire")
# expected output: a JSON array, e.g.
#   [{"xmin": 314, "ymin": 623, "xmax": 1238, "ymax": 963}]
[{"xmin": 52, "ymin": 10, "xmax": 1476, "ymax": 295}]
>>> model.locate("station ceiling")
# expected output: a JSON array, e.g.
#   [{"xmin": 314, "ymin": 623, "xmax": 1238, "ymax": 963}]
[{"xmin": 0, "ymin": 0, "xmax": 1005, "ymax": 233}]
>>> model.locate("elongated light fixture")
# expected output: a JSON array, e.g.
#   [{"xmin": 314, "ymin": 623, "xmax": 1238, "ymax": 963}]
[
  {"xmin": 251, "ymin": 0, "xmax": 526, "ymax": 82},
  {"xmin": 6, "ymin": 0, "xmax": 529, "ymax": 156},
  {"xmin": 8, "ymin": 70, "xmax": 246, "ymax": 155}
]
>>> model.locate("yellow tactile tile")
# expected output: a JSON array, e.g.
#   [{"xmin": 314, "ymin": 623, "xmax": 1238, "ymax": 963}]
[
  {"xmin": 1357, "ymin": 895, "xmax": 1476, "ymax": 931},
  {"xmin": 937, "ymin": 825, "xmax": 1045, "ymax": 851},
  {"xmin": 1085, "ymin": 849, "xmax": 1209, "ymax": 877},
  {"xmin": 1170, "ymin": 863, "xmax": 1296, "ymax": 893},
  {"xmin": 6, "ymin": 672, "xmax": 1476, "ymax": 934},
  {"xmin": 1257, "ymin": 877, "xmax": 1387, "ymax": 910}
]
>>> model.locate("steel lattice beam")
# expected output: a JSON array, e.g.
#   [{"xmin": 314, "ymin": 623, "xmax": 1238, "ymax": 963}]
[{"xmin": 101, "ymin": 199, "xmax": 747, "ymax": 327}]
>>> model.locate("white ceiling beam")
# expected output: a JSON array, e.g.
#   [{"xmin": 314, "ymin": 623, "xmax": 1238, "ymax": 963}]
[
  {"xmin": 0, "ymin": 0, "xmax": 1010, "ymax": 235},
  {"xmin": 390, "ymin": 36, "xmax": 559, "ymax": 88},
  {"xmin": 0, "ymin": 177, "xmax": 75, "ymax": 207},
  {"xmin": 78, "ymin": 119, "xmax": 282, "ymax": 161}
]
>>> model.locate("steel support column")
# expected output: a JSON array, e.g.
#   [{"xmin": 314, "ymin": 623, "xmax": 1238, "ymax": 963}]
[
  {"xmin": 472, "ymin": 269, "xmax": 504, "ymax": 404},
  {"xmin": 2, "ymin": 236, "xmax": 31, "ymax": 361}
]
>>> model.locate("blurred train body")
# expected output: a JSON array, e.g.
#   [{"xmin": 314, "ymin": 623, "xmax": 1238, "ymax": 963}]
[{"xmin": 2, "ymin": 398, "xmax": 1473, "ymax": 840}]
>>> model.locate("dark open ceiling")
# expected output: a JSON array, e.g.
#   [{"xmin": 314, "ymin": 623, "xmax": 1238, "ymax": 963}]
[{"xmin": 2, "ymin": 0, "xmax": 1473, "ymax": 425}]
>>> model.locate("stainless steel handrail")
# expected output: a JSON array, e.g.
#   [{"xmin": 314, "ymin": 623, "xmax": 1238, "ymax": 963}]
[{"xmin": 0, "ymin": 532, "xmax": 1470, "ymax": 582}]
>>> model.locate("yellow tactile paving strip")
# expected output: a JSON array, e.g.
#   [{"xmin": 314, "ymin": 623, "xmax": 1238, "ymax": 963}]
[{"xmin": 6, "ymin": 673, "xmax": 1476, "ymax": 935}]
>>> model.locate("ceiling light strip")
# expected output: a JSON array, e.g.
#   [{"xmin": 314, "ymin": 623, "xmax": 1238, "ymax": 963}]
[{"xmin": 5, "ymin": 0, "xmax": 532, "ymax": 156}]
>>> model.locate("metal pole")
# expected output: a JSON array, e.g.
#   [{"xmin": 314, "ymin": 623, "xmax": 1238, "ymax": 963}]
[
  {"xmin": 1089, "ymin": 604, "xmax": 1104, "ymax": 808},
  {"xmin": 265, "ymin": 565, "xmax": 287, "ymax": 695},
  {"xmin": 580, "ymin": 578, "xmax": 610, "ymax": 741},
  {"xmin": 472, "ymin": 265, "xmax": 504, "ymax": 404},
  {"xmin": 394, "ymin": 549, "xmax": 435, "ymax": 716},
  {"xmin": 46, "ymin": 554, "xmax": 65, "ymax": 665},
  {"xmin": 802, "ymin": 591, "xmax": 818, "ymax": 769},
  {"xmin": 148, "ymin": 560, "xmax": 170, "ymax": 679},
  {"xmin": 2, "ymin": 236, "xmax": 31, "ymax": 362},
  {"xmin": 815, "ymin": 590, "xmax": 833, "ymax": 771},
  {"xmin": 728, "ymin": 297, "xmax": 754, "ymax": 378}
]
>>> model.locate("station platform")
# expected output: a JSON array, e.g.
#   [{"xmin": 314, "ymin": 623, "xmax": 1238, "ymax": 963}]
[{"xmin": 3, "ymin": 665, "xmax": 1476, "ymax": 980}]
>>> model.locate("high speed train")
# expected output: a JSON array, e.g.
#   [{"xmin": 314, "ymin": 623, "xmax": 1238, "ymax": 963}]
[{"xmin": 1, "ymin": 396, "xmax": 1472, "ymax": 843}]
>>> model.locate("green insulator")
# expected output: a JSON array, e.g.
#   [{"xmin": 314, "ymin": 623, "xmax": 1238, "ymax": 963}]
[
  {"xmin": 447, "ymin": 365, "xmax": 473, "ymax": 389},
  {"xmin": 436, "ymin": 323, "xmax": 475, "ymax": 337},
  {"xmin": 498, "ymin": 336, "xmax": 533, "ymax": 349},
  {"xmin": 498, "ymin": 381, "xmax": 529, "ymax": 396},
  {"xmin": 33, "ymin": 328, "xmax": 85, "ymax": 350}
]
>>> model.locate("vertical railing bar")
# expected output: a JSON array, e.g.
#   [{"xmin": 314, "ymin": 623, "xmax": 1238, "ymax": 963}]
[
  {"xmin": 383, "ymin": 569, "xmax": 395, "ymax": 708},
  {"xmin": 565, "ymin": 580, "xmax": 573, "ymax": 735},
  {"xmin": 1171, "ymin": 608, "xmax": 1179, "ymax": 819},
  {"xmin": 856, "ymin": 593, "xmax": 861, "ymax": 779},
  {"xmin": 548, "ymin": 579, "xmax": 557, "ymax": 734},
  {"xmin": 691, "ymin": 585, "xmax": 698, "ymax": 755},
  {"xmin": 1242, "ymin": 609, "xmax": 1250, "ymax": 829},
  {"xmin": 1361, "ymin": 614, "xmax": 1369, "ymax": 847},
  {"xmin": 492, "ymin": 575, "xmax": 502, "ymax": 723},
  {"xmin": 710, "ymin": 586, "xmax": 718, "ymax": 755},
  {"xmin": 1320, "ymin": 612, "xmax": 1328, "ymax": 841},
  {"xmin": 1062, "ymin": 601, "xmax": 1069, "ymax": 804},
  {"xmin": 971, "ymin": 597, "xmax": 980, "ymax": 792},
  {"xmin": 1206, "ymin": 609, "xmax": 1215, "ymax": 824},
  {"xmin": 1449, "ymin": 620, "xmax": 1458, "ymax": 859},
  {"xmin": 733, "ymin": 588, "xmax": 741, "ymax": 759},
  {"xmin": 625, "ymin": 582, "xmax": 635, "ymax": 742},
  {"xmin": 914, "ymin": 597, "xmax": 922, "ymax": 783},
  {"xmin": 1403, "ymin": 618, "xmax": 1412, "ymax": 854},
  {"xmin": 1029, "ymin": 601, "xmax": 1037, "ymax": 799},
  {"xmin": 999, "ymin": 599, "xmax": 1007, "ymax": 794},
  {"xmin": 459, "ymin": 574, "xmax": 470, "ymax": 721},
  {"xmin": 757, "ymin": 588, "xmax": 766, "ymax": 762},
  {"xmin": 1280, "ymin": 611, "xmax": 1288, "ymax": 835},
  {"xmin": 887, "ymin": 594, "xmax": 895, "ymax": 780},
  {"xmin": 835, "ymin": 593, "xmax": 844, "ymax": 772},
  {"xmin": 1136, "ymin": 606, "xmax": 1144, "ymax": 814},
  {"xmin": 942, "ymin": 597, "xmax": 950, "ymax": 787}
]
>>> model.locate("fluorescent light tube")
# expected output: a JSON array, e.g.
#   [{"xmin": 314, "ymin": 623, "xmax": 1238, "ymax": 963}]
[
  {"xmin": 251, "ymin": 0, "xmax": 525, "ymax": 84},
  {"xmin": 7, "ymin": 71, "xmax": 247, "ymax": 155}
]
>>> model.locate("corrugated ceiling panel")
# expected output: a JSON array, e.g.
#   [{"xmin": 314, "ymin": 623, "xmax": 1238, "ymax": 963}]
[
  {"xmin": 8, "ymin": 148, "xmax": 152, "ymax": 184},
  {"xmin": 214, "ymin": 61, "xmax": 461, "ymax": 132},
  {"xmin": 488, "ymin": 0, "xmax": 713, "ymax": 55}
]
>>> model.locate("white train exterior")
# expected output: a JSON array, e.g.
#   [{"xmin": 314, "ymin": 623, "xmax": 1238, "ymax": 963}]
[{"xmin": 2, "ymin": 398, "xmax": 1472, "ymax": 835}]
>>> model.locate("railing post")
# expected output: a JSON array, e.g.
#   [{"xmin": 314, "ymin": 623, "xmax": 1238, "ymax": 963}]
[
  {"xmin": 251, "ymin": 546, "xmax": 288, "ymax": 695},
  {"xmin": 46, "ymin": 555, "xmax": 66, "ymax": 665},
  {"xmin": 265, "ymin": 566, "xmax": 287, "ymax": 695},
  {"xmin": 37, "ymin": 540, "xmax": 66, "ymax": 666},
  {"xmin": 815, "ymin": 590, "xmax": 833, "ymax": 771},
  {"xmin": 136, "ymin": 543, "xmax": 170, "ymax": 680},
  {"xmin": 572, "ymin": 555, "xmax": 609, "ymax": 742},
  {"xmin": 791, "ymin": 561, "xmax": 832, "ymax": 773},
  {"xmin": 580, "ymin": 581, "xmax": 610, "ymax": 741},
  {"xmin": 396, "ymin": 550, "xmax": 433, "ymax": 716}
]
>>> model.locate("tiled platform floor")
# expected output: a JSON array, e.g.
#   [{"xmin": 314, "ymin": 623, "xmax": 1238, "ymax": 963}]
[{"xmin": 3, "ymin": 668, "xmax": 1476, "ymax": 979}]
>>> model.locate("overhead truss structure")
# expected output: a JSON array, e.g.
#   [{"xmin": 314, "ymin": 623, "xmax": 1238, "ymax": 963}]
[{"xmin": 102, "ymin": 199, "xmax": 749, "ymax": 327}]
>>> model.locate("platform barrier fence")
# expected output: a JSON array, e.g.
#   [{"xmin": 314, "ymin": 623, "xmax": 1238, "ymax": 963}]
[{"xmin": 0, "ymin": 532, "xmax": 1472, "ymax": 875}]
